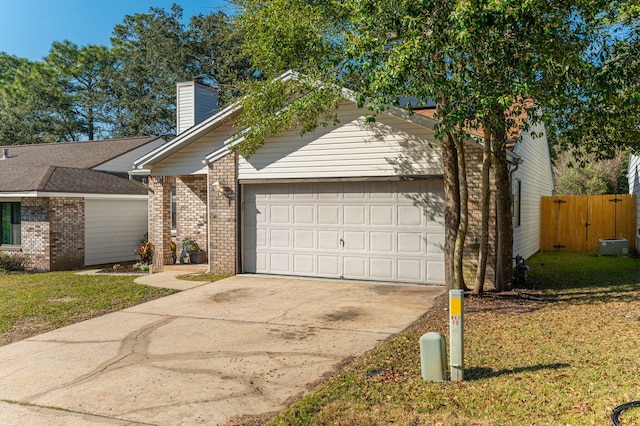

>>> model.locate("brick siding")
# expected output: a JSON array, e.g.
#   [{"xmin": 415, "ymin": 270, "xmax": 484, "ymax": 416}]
[
  {"xmin": 176, "ymin": 176, "xmax": 208, "ymax": 250},
  {"xmin": 463, "ymin": 145, "xmax": 497, "ymax": 289},
  {"xmin": 20, "ymin": 198, "xmax": 51, "ymax": 271},
  {"xmin": 208, "ymin": 154, "xmax": 237, "ymax": 275},
  {"xmin": 18, "ymin": 197, "xmax": 85, "ymax": 271},
  {"xmin": 148, "ymin": 177, "xmax": 173, "ymax": 272}
]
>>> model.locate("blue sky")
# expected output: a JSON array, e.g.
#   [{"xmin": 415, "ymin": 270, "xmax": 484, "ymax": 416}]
[{"xmin": 0, "ymin": 0, "xmax": 233, "ymax": 61}]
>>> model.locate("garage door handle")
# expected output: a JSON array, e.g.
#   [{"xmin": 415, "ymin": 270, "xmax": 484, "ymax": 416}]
[{"xmin": 340, "ymin": 238, "xmax": 344, "ymax": 247}]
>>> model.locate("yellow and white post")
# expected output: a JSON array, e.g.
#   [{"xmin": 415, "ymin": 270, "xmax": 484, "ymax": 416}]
[{"xmin": 449, "ymin": 289, "xmax": 464, "ymax": 381}]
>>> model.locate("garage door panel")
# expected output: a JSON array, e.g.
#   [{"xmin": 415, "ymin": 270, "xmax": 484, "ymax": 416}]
[
  {"xmin": 270, "ymin": 253, "xmax": 290, "ymax": 272},
  {"xmin": 344, "ymin": 231, "xmax": 366, "ymax": 251},
  {"xmin": 398, "ymin": 205, "xmax": 422, "ymax": 226},
  {"xmin": 370, "ymin": 205, "xmax": 393, "ymax": 225},
  {"xmin": 397, "ymin": 232, "xmax": 422, "ymax": 254},
  {"xmin": 370, "ymin": 258, "xmax": 394, "ymax": 280},
  {"xmin": 426, "ymin": 260, "xmax": 445, "ymax": 282},
  {"xmin": 294, "ymin": 205, "xmax": 314, "ymax": 223},
  {"xmin": 318, "ymin": 231, "xmax": 340, "ymax": 249},
  {"xmin": 370, "ymin": 232, "xmax": 393, "ymax": 252},
  {"xmin": 270, "ymin": 205, "xmax": 290, "ymax": 223},
  {"xmin": 243, "ymin": 180, "xmax": 445, "ymax": 284},
  {"xmin": 344, "ymin": 205, "xmax": 366, "ymax": 225},
  {"xmin": 293, "ymin": 229, "xmax": 314, "ymax": 249},
  {"xmin": 318, "ymin": 255, "xmax": 340, "ymax": 276},
  {"xmin": 293, "ymin": 254, "xmax": 315, "ymax": 274},
  {"xmin": 270, "ymin": 229, "xmax": 290, "ymax": 248},
  {"xmin": 343, "ymin": 256, "xmax": 366, "ymax": 278},
  {"xmin": 426, "ymin": 233, "xmax": 445, "ymax": 254},
  {"xmin": 318, "ymin": 205, "xmax": 339, "ymax": 224},
  {"xmin": 398, "ymin": 259, "xmax": 423, "ymax": 281}
]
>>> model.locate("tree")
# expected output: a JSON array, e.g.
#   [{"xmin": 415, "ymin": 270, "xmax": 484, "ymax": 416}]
[
  {"xmin": 0, "ymin": 53, "xmax": 77, "ymax": 144},
  {"xmin": 232, "ymin": 0, "xmax": 622, "ymax": 291},
  {"xmin": 46, "ymin": 41, "xmax": 116, "ymax": 140},
  {"xmin": 108, "ymin": 4, "xmax": 252, "ymax": 137}
]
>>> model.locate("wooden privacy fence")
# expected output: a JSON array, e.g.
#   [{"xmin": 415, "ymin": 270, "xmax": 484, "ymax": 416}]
[{"xmin": 541, "ymin": 194, "xmax": 637, "ymax": 252}]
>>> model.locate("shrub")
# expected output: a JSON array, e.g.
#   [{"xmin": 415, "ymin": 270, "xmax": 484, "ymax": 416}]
[
  {"xmin": 0, "ymin": 252, "xmax": 31, "ymax": 272},
  {"xmin": 134, "ymin": 241, "xmax": 154, "ymax": 264}
]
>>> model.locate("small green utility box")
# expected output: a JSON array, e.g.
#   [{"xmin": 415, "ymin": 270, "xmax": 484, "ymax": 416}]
[{"xmin": 598, "ymin": 238, "xmax": 628, "ymax": 256}]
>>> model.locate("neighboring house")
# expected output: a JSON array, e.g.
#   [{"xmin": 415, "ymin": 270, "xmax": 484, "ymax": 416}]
[
  {"xmin": 628, "ymin": 154, "xmax": 640, "ymax": 248},
  {"xmin": 132, "ymin": 74, "xmax": 554, "ymax": 286},
  {"xmin": 0, "ymin": 137, "xmax": 166, "ymax": 271}
]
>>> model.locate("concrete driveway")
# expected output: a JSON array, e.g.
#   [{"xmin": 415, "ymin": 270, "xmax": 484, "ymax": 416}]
[{"xmin": 0, "ymin": 274, "xmax": 443, "ymax": 425}]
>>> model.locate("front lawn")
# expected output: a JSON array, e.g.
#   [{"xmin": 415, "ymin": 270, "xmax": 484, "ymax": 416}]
[
  {"xmin": 0, "ymin": 271, "xmax": 177, "ymax": 346},
  {"xmin": 266, "ymin": 252, "xmax": 640, "ymax": 425}
]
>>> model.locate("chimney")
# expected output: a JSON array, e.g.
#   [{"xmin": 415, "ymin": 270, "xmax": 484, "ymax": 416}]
[
  {"xmin": 1, "ymin": 148, "xmax": 8, "ymax": 160},
  {"xmin": 176, "ymin": 78, "xmax": 219, "ymax": 135}
]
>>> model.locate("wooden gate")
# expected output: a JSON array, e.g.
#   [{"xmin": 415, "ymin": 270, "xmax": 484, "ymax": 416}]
[{"xmin": 540, "ymin": 194, "xmax": 637, "ymax": 252}]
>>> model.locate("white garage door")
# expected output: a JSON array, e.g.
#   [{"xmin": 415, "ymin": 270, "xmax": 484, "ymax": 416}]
[{"xmin": 242, "ymin": 180, "xmax": 445, "ymax": 284}]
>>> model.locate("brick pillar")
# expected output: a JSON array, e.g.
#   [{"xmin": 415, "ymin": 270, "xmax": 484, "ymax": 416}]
[
  {"xmin": 148, "ymin": 177, "xmax": 172, "ymax": 272},
  {"xmin": 20, "ymin": 198, "xmax": 51, "ymax": 271},
  {"xmin": 208, "ymin": 154, "xmax": 237, "ymax": 275},
  {"xmin": 49, "ymin": 197, "xmax": 85, "ymax": 271}
]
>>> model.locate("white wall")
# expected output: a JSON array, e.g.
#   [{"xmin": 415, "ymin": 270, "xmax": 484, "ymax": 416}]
[
  {"xmin": 628, "ymin": 154, "xmax": 640, "ymax": 232},
  {"xmin": 512, "ymin": 121, "xmax": 555, "ymax": 259},
  {"xmin": 151, "ymin": 122, "xmax": 236, "ymax": 176},
  {"xmin": 238, "ymin": 102, "xmax": 442, "ymax": 180},
  {"xmin": 85, "ymin": 198, "xmax": 148, "ymax": 265}
]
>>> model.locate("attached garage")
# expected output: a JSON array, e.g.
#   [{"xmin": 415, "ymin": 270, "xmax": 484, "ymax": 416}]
[{"xmin": 242, "ymin": 179, "xmax": 445, "ymax": 284}]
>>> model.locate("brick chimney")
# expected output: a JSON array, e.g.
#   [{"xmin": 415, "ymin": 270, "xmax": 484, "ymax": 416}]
[{"xmin": 176, "ymin": 78, "xmax": 219, "ymax": 135}]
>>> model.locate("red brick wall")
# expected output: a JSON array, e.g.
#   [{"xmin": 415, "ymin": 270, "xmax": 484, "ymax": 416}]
[{"xmin": 208, "ymin": 154, "xmax": 237, "ymax": 275}]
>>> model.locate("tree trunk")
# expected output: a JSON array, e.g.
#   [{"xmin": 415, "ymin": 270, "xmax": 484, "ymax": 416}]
[
  {"xmin": 492, "ymin": 132, "xmax": 513, "ymax": 292},
  {"xmin": 473, "ymin": 127, "xmax": 492, "ymax": 294},
  {"xmin": 442, "ymin": 129, "xmax": 460, "ymax": 290},
  {"xmin": 451, "ymin": 132, "xmax": 468, "ymax": 291}
]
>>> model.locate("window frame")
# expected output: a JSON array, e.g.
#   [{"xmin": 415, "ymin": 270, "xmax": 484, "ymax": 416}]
[
  {"xmin": 513, "ymin": 179, "xmax": 522, "ymax": 228},
  {"xmin": 0, "ymin": 202, "xmax": 21, "ymax": 246}
]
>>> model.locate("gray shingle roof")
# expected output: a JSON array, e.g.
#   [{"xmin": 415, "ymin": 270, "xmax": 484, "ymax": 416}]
[{"xmin": 0, "ymin": 137, "xmax": 162, "ymax": 195}]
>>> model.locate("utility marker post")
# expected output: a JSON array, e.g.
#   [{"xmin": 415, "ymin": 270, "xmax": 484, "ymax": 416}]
[{"xmin": 449, "ymin": 289, "xmax": 464, "ymax": 381}]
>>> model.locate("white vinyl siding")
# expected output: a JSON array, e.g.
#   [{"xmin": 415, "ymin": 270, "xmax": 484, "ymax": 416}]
[
  {"xmin": 243, "ymin": 180, "xmax": 445, "ymax": 284},
  {"xmin": 152, "ymin": 122, "xmax": 236, "ymax": 176},
  {"xmin": 94, "ymin": 139, "xmax": 166, "ymax": 173},
  {"xmin": 628, "ymin": 154, "xmax": 640, "ymax": 231},
  {"xmin": 85, "ymin": 199, "xmax": 148, "ymax": 265},
  {"xmin": 177, "ymin": 81, "xmax": 218, "ymax": 135},
  {"xmin": 512, "ymin": 122, "xmax": 555, "ymax": 259},
  {"xmin": 238, "ymin": 102, "xmax": 441, "ymax": 180}
]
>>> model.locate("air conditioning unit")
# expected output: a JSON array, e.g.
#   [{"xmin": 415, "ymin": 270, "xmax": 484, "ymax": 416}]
[{"xmin": 598, "ymin": 238, "xmax": 628, "ymax": 256}]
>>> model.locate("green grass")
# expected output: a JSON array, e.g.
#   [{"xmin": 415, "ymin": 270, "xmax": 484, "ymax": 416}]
[
  {"xmin": 266, "ymin": 252, "xmax": 640, "ymax": 425},
  {"xmin": 0, "ymin": 271, "xmax": 177, "ymax": 346}
]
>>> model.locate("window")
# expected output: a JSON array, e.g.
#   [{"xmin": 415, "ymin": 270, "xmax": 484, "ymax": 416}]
[
  {"xmin": 513, "ymin": 179, "xmax": 522, "ymax": 227},
  {"xmin": 1, "ymin": 202, "xmax": 21, "ymax": 245},
  {"xmin": 171, "ymin": 184, "xmax": 177, "ymax": 231}
]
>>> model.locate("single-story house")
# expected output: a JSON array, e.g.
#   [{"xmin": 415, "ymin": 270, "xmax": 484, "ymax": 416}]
[
  {"xmin": 132, "ymin": 74, "xmax": 554, "ymax": 286},
  {"xmin": 0, "ymin": 136, "xmax": 166, "ymax": 270},
  {"xmin": 628, "ymin": 153, "xmax": 640, "ymax": 248}
]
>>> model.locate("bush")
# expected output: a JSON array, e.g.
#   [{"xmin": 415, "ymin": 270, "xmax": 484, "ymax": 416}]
[{"xmin": 0, "ymin": 253, "xmax": 31, "ymax": 272}]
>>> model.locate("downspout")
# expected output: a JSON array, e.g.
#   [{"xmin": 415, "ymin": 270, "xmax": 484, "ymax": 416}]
[{"xmin": 206, "ymin": 166, "xmax": 212, "ymax": 274}]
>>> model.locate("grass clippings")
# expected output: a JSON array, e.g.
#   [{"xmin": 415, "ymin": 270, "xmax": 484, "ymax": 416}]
[
  {"xmin": 0, "ymin": 271, "xmax": 177, "ymax": 346},
  {"xmin": 265, "ymin": 252, "xmax": 640, "ymax": 426}
]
